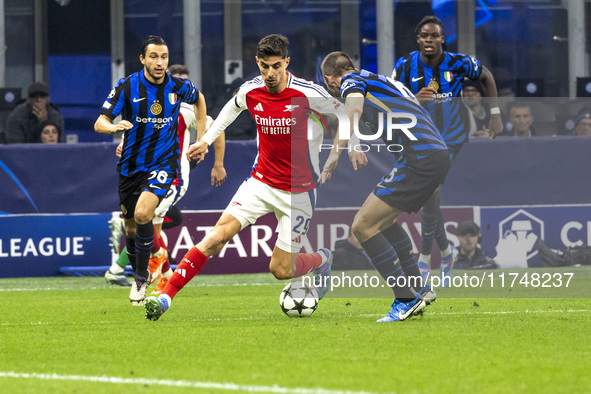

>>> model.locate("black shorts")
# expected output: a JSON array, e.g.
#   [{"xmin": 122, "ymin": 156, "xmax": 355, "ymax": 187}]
[
  {"xmin": 447, "ymin": 143, "xmax": 463, "ymax": 162},
  {"xmin": 118, "ymin": 169, "xmax": 176, "ymax": 219},
  {"xmin": 373, "ymin": 150, "xmax": 451, "ymax": 213}
]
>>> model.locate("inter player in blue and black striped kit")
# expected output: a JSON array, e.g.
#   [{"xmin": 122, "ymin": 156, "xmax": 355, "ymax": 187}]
[
  {"xmin": 394, "ymin": 16, "xmax": 503, "ymax": 284},
  {"xmin": 95, "ymin": 35, "xmax": 206, "ymax": 305},
  {"xmin": 320, "ymin": 51, "xmax": 450, "ymax": 322}
]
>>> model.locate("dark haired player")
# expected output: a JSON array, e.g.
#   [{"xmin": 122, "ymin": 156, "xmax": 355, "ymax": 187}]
[
  {"xmin": 393, "ymin": 16, "xmax": 502, "ymax": 286},
  {"xmin": 144, "ymin": 34, "xmax": 351, "ymax": 321},
  {"xmin": 95, "ymin": 35, "xmax": 207, "ymax": 306},
  {"xmin": 320, "ymin": 51, "xmax": 450, "ymax": 322}
]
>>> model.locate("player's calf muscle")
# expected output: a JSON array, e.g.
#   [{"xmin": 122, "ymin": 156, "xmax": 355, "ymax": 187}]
[
  {"xmin": 269, "ymin": 259, "xmax": 291, "ymax": 280},
  {"xmin": 196, "ymin": 229, "xmax": 232, "ymax": 256}
]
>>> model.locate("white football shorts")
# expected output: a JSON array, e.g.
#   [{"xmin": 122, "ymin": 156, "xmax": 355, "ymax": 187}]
[
  {"xmin": 224, "ymin": 177, "xmax": 316, "ymax": 253},
  {"xmin": 153, "ymin": 184, "xmax": 187, "ymax": 225}
]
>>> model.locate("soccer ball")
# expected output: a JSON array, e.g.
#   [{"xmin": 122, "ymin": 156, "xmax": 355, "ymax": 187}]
[{"xmin": 279, "ymin": 281, "xmax": 319, "ymax": 318}]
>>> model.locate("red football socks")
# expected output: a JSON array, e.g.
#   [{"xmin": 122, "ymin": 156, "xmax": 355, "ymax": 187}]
[
  {"xmin": 151, "ymin": 229, "xmax": 161, "ymax": 254},
  {"xmin": 293, "ymin": 252, "xmax": 322, "ymax": 278},
  {"xmin": 162, "ymin": 247, "xmax": 209, "ymax": 300}
]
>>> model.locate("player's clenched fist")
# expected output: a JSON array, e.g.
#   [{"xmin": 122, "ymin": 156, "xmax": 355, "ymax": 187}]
[{"xmin": 187, "ymin": 140, "xmax": 209, "ymax": 164}]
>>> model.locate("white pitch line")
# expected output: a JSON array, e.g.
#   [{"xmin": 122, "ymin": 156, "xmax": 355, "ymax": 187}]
[
  {"xmin": 3, "ymin": 309, "xmax": 588, "ymax": 328},
  {"xmin": 360, "ymin": 309, "xmax": 590, "ymax": 317},
  {"xmin": 0, "ymin": 371, "xmax": 388, "ymax": 394}
]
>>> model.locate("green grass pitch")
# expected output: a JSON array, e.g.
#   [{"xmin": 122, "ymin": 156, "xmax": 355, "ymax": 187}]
[{"xmin": 1, "ymin": 270, "xmax": 590, "ymax": 394}]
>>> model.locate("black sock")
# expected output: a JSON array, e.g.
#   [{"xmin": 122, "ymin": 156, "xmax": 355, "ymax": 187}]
[
  {"xmin": 126, "ymin": 237, "xmax": 136, "ymax": 273},
  {"xmin": 382, "ymin": 222, "xmax": 423, "ymax": 292},
  {"xmin": 435, "ymin": 210, "xmax": 450, "ymax": 251},
  {"xmin": 420, "ymin": 210, "xmax": 438, "ymax": 256},
  {"xmin": 361, "ymin": 233, "xmax": 415, "ymax": 302},
  {"xmin": 134, "ymin": 222, "xmax": 153, "ymax": 283}
]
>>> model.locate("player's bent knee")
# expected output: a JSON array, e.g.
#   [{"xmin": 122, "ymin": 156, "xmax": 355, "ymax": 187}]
[
  {"xmin": 134, "ymin": 210, "xmax": 154, "ymax": 225},
  {"xmin": 351, "ymin": 219, "xmax": 370, "ymax": 243}
]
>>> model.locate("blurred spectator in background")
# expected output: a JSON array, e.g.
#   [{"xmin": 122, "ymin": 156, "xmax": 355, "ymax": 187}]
[
  {"xmin": 5, "ymin": 82, "xmax": 64, "ymax": 144},
  {"xmin": 503, "ymin": 102, "xmax": 536, "ymax": 137},
  {"xmin": 38, "ymin": 121, "xmax": 62, "ymax": 144},
  {"xmin": 463, "ymin": 79, "xmax": 490, "ymax": 138},
  {"xmin": 210, "ymin": 77, "xmax": 257, "ymax": 140},
  {"xmin": 574, "ymin": 110, "xmax": 591, "ymax": 136},
  {"xmin": 454, "ymin": 221, "xmax": 497, "ymax": 269}
]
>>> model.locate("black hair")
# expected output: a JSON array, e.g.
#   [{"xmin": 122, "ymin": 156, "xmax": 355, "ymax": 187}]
[
  {"xmin": 168, "ymin": 64, "xmax": 189, "ymax": 76},
  {"xmin": 509, "ymin": 101, "xmax": 532, "ymax": 114},
  {"xmin": 463, "ymin": 79, "xmax": 485, "ymax": 96},
  {"xmin": 256, "ymin": 34, "xmax": 289, "ymax": 59},
  {"xmin": 141, "ymin": 35, "xmax": 167, "ymax": 57},
  {"xmin": 321, "ymin": 51, "xmax": 356, "ymax": 77},
  {"xmin": 38, "ymin": 120, "xmax": 62, "ymax": 142},
  {"xmin": 415, "ymin": 15, "xmax": 445, "ymax": 36}
]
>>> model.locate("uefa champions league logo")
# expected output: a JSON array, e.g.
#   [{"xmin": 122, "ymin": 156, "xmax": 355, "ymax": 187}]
[{"xmin": 494, "ymin": 209, "xmax": 544, "ymax": 268}]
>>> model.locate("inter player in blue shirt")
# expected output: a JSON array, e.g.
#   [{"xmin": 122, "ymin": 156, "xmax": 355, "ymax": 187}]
[
  {"xmin": 320, "ymin": 51, "xmax": 450, "ymax": 321},
  {"xmin": 393, "ymin": 16, "xmax": 503, "ymax": 284},
  {"xmin": 95, "ymin": 35, "xmax": 206, "ymax": 306}
]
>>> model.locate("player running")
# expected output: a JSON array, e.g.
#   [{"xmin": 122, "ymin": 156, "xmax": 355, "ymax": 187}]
[
  {"xmin": 393, "ymin": 16, "xmax": 502, "ymax": 285},
  {"xmin": 95, "ymin": 35, "xmax": 207, "ymax": 306},
  {"xmin": 320, "ymin": 51, "xmax": 450, "ymax": 321},
  {"xmin": 144, "ymin": 34, "xmax": 353, "ymax": 321}
]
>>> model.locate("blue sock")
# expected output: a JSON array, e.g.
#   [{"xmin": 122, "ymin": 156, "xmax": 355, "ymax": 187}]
[{"xmin": 361, "ymin": 233, "xmax": 414, "ymax": 302}]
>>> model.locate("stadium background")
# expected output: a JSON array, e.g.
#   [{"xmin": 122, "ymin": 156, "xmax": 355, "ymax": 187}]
[{"xmin": 1, "ymin": 0, "xmax": 591, "ymax": 277}]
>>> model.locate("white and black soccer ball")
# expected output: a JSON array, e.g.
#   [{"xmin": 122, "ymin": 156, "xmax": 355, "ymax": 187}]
[{"xmin": 279, "ymin": 281, "xmax": 319, "ymax": 318}]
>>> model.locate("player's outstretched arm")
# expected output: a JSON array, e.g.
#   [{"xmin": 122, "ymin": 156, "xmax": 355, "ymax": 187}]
[
  {"xmin": 479, "ymin": 66, "xmax": 503, "ymax": 139},
  {"xmin": 94, "ymin": 114, "xmax": 132, "ymax": 135},
  {"xmin": 347, "ymin": 133, "xmax": 368, "ymax": 170},
  {"xmin": 211, "ymin": 131, "xmax": 227, "ymax": 186},
  {"xmin": 319, "ymin": 92, "xmax": 365, "ymax": 184}
]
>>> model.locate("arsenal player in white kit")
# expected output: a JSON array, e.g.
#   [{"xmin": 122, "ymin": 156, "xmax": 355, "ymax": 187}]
[{"xmin": 145, "ymin": 34, "xmax": 348, "ymax": 321}]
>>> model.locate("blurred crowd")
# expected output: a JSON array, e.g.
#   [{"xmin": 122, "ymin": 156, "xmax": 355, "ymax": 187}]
[{"xmin": 1, "ymin": 78, "xmax": 591, "ymax": 145}]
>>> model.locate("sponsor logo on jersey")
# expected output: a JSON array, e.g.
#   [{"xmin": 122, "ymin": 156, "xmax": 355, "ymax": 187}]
[
  {"xmin": 135, "ymin": 116, "xmax": 174, "ymax": 130},
  {"xmin": 254, "ymin": 115, "xmax": 297, "ymax": 126},
  {"xmin": 434, "ymin": 92, "xmax": 453, "ymax": 99},
  {"xmin": 411, "ymin": 76, "xmax": 424, "ymax": 82},
  {"xmin": 254, "ymin": 102, "xmax": 264, "ymax": 111},
  {"xmin": 133, "ymin": 97, "xmax": 146, "ymax": 103}
]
